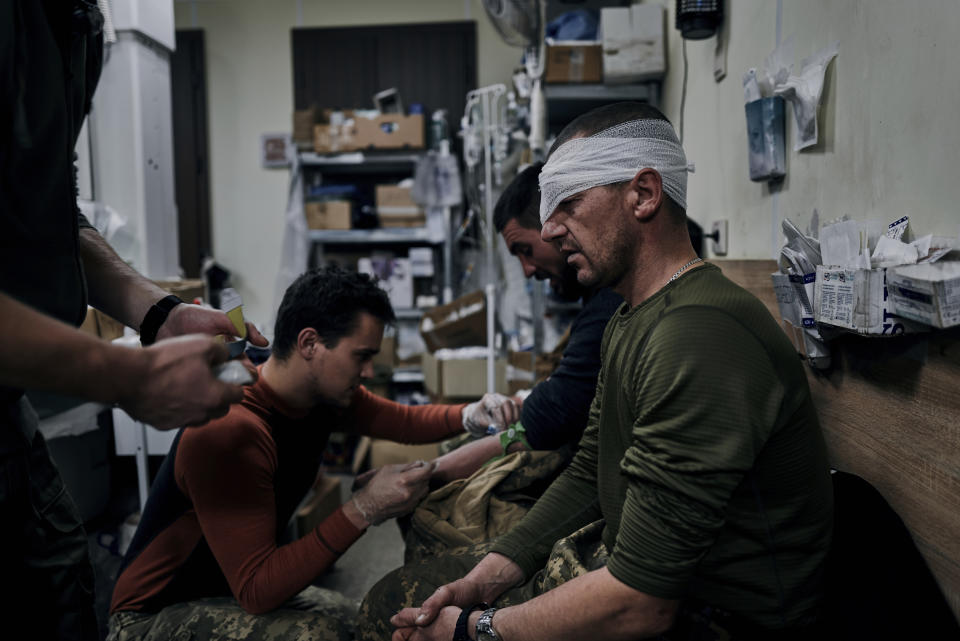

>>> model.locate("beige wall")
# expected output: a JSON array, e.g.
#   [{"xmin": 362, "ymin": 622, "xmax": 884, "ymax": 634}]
[
  {"xmin": 175, "ymin": 0, "xmax": 960, "ymax": 324},
  {"xmin": 660, "ymin": 0, "xmax": 960, "ymax": 259},
  {"xmin": 173, "ymin": 0, "xmax": 520, "ymax": 327}
]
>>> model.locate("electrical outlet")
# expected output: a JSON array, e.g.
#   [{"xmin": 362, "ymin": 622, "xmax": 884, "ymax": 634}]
[{"xmin": 711, "ymin": 220, "xmax": 728, "ymax": 256}]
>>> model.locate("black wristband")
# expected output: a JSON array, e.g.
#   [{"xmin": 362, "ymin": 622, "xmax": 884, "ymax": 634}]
[
  {"xmin": 453, "ymin": 602, "xmax": 489, "ymax": 641},
  {"xmin": 139, "ymin": 295, "xmax": 183, "ymax": 346}
]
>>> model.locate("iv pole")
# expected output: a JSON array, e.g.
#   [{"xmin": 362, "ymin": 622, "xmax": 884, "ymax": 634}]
[{"xmin": 465, "ymin": 84, "xmax": 507, "ymax": 395}]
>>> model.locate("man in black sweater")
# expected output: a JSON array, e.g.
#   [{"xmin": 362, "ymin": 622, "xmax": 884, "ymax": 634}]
[{"xmin": 426, "ymin": 163, "xmax": 622, "ymax": 484}]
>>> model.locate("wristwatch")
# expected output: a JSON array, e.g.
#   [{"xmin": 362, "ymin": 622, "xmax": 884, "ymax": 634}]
[
  {"xmin": 453, "ymin": 603, "xmax": 488, "ymax": 641},
  {"xmin": 475, "ymin": 607, "xmax": 500, "ymax": 641},
  {"xmin": 139, "ymin": 294, "xmax": 183, "ymax": 346}
]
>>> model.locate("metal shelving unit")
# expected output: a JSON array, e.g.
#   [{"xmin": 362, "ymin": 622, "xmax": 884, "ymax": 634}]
[
  {"xmin": 545, "ymin": 81, "xmax": 661, "ymax": 130},
  {"xmin": 391, "ymin": 368, "xmax": 426, "ymax": 384},
  {"xmin": 299, "ymin": 150, "xmax": 457, "ymax": 398},
  {"xmin": 299, "ymin": 150, "xmax": 423, "ymax": 174},
  {"xmin": 544, "ymin": 83, "xmax": 660, "ymax": 101},
  {"xmin": 307, "ymin": 227, "xmax": 443, "ymax": 245},
  {"xmin": 395, "ymin": 308, "xmax": 424, "ymax": 320}
]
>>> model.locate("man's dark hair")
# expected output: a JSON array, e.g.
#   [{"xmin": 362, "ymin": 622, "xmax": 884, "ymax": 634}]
[
  {"xmin": 549, "ymin": 102, "xmax": 672, "ymax": 154},
  {"xmin": 493, "ymin": 162, "xmax": 543, "ymax": 232},
  {"xmin": 548, "ymin": 102, "xmax": 685, "ymax": 220},
  {"xmin": 272, "ymin": 265, "xmax": 395, "ymax": 360}
]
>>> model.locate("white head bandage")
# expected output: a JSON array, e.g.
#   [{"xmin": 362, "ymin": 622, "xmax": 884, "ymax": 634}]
[{"xmin": 539, "ymin": 119, "xmax": 692, "ymax": 224}]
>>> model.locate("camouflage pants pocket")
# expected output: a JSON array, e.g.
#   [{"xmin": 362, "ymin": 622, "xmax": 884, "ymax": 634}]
[
  {"xmin": 108, "ymin": 586, "xmax": 357, "ymax": 641},
  {"xmin": 525, "ymin": 519, "xmax": 608, "ymax": 598},
  {"xmin": 356, "ymin": 542, "xmax": 496, "ymax": 641}
]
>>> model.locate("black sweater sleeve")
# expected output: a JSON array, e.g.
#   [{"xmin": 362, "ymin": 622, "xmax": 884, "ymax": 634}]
[{"xmin": 521, "ymin": 288, "xmax": 623, "ymax": 450}]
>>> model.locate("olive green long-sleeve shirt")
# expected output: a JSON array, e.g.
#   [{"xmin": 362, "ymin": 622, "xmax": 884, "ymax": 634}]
[{"xmin": 492, "ymin": 264, "xmax": 833, "ymax": 629}]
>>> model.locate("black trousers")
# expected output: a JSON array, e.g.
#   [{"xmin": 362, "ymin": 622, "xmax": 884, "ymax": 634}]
[{"xmin": 1, "ymin": 398, "xmax": 98, "ymax": 641}]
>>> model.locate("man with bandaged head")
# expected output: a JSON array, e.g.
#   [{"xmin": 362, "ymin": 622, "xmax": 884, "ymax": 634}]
[{"xmin": 363, "ymin": 103, "xmax": 833, "ymax": 640}]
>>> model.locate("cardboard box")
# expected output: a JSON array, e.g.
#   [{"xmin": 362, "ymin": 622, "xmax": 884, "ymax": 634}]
[
  {"xmin": 421, "ymin": 351, "xmax": 508, "ymax": 399},
  {"xmin": 305, "ymin": 200, "xmax": 352, "ymax": 230},
  {"xmin": 295, "ymin": 475, "xmax": 342, "ymax": 536},
  {"xmin": 600, "ymin": 4, "xmax": 666, "ymax": 84},
  {"xmin": 313, "ymin": 121, "xmax": 360, "ymax": 154},
  {"xmin": 379, "ymin": 214, "xmax": 426, "ymax": 228},
  {"xmin": 155, "ymin": 278, "xmax": 205, "ymax": 304},
  {"xmin": 79, "ymin": 306, "xmax": 100, "ymax": 338},
  {"xmin": 95, "ymin": 310, "xmax": 125, "ymax": 341},
  {"xmin": 376, "ymin": 184, "xmax": 426, "ymax": 228},
  {"xmin": 545, "ymin": 42, "xmax": 603, "ymax": 84},
  {"xmin": 354, "ymin": 114, "xmax": 424, "ymax": 150},
  {"xmin": 419, "ymin": 290, "xmax": 487, "ymax": 352},
  {"xmin": 369, "ymin": 439, "xmax": 439, "ymax": 468},
  {"xmin": 292, "ymin": 106, "xmax": 319, "ymax": 149},
  {"xmin": 508, "ymin": 350, "xmax": 535, "ymax": 371},
  {"xmin": 79, "ymin": 307, "xmax": 125, "ymax": 341},
  {"xmin": 376, "ymin": 184, "xmax": 417, "ymax": 209},
  {"xmin": 506, "ymin": 350, "xmax": 535, "ymax": 395},
  {"xmin": 814, "ymin": 266, "xmax": 925, "ymax": 335},
  {"xmin": 888, "ymin": 262, "xmax": 960, "ymax": 328}
]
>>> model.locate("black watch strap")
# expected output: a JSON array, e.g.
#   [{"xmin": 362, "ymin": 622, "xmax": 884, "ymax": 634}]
[
  {"xmin": 139, "ymin": 295, "xmax": 183, "ymax": 346},
  {"xmin": 453, "ymin": 602, "xmax": 489, "ymax": 641}
]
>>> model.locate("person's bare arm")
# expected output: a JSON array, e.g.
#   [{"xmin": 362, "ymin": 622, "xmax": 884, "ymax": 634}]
[
  {"xmin": 78, "ymin": 228, "xmax": 267, "ymax": 345},
  {"xmin": 78, "ymin": 228, "xmax": 171, "ymax": 329},
  {"xmin": 392, "ymin": 561, "xmax": 676, "ymax": 641},
  {"xmin": 431, "ymin": 436, "xmax": 527, "ymax": 485},
  {"xmin": 0, "ymin": 291, "xmax": 242, "ymax": 429},
  {"xmin": 0, "ymin": 291, "xmax": 141, "ymax": 401},
  {"xmin": 463, "ymin": 568, "xmax": 676, "ymax": 641}
]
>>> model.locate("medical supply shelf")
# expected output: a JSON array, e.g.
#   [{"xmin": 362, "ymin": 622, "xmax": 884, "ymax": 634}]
[
  {"xmin": 299, "ymin": 150, "xmax": 423, "ymax": 174},
  {"xmin": 299, "ymin": 149, "xmax": 461, "ymax": 400},
  {"xmin": 545, "ymin": 81, "xmax": 661, "ymax": 131},
  {"xmin": 307, "ymin": 228, "xmax": 443, "ymax": 245}
]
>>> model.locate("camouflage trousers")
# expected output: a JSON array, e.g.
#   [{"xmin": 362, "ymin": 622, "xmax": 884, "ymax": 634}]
[
  {"xmin": 0, "ymin": 398, "xmax": 98, "ymax": 641},
  {"xmin": 403, "ymin": 448, "xmax": 571, "ymax": 564},
  {"xmin": 360, "ymin": 515, "xmax": 803, "ymax": 641},
  {"xmin": 106, "ymin": 586, "xmax": 359, "ymax": 641},
  {"xmin": 357, "ymin": 519, "xmax": 608, "ymax": 641}
]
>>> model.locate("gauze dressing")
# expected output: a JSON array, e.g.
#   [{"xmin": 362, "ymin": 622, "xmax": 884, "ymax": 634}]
[{"xmin": 539, "ymin": 119, "xmax": 692, "ymax": 224}]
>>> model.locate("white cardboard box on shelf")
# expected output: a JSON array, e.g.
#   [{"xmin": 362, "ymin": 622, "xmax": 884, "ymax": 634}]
[
  {"xmin": 600, "ymin": 3, "xmax": 666, "ymax": 84},
  {"xmin": 814, "ymin": 265, "xmax": 925, "ymax": 335},
  {"xmin": 888, "ymin": 261, "xmax": 960, "ymax": 328}
]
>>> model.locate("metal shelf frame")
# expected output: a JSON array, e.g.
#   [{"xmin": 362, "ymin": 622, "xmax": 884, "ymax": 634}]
[
  {"xmin": 307, "ymin": 227, "xmax": 443, "ymax": 245},
  {"xmin": 298, "ymin": 151, "xmax": 423, "ymax": 175}
]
